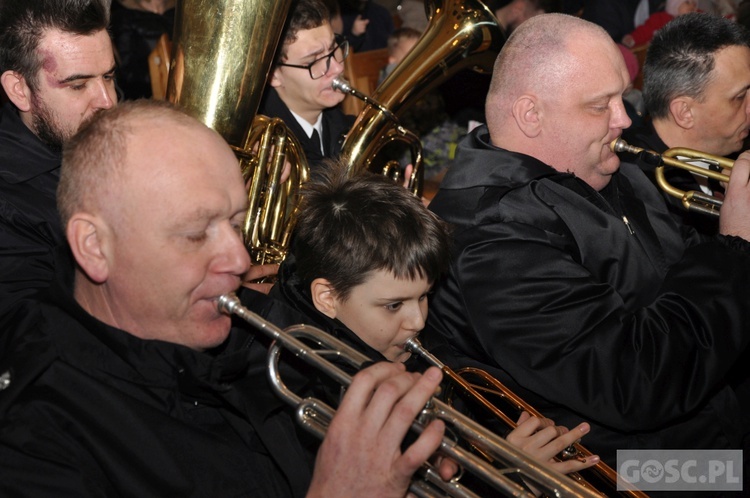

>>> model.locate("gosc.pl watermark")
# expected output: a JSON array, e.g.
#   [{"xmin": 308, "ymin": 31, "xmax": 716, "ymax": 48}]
[{"xmin": 617, "ymin": 449, "xmax": 743, "ymax": 492}]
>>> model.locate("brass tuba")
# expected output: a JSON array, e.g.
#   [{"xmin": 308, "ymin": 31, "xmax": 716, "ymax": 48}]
[
  {"xmin": 337, "ymin": 0, "xmax": 505, "ymax": 197},
  {"xmin": 166, "ymin": 0, "xmax": 309, "ymax": 265}
]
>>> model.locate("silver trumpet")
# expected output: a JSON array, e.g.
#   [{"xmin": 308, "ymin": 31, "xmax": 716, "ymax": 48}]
[{"xmin": 218, "ymin": 293, "xmax": 601, "ymax": 497}]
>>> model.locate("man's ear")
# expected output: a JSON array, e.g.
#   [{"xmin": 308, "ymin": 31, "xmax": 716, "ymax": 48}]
[
  {"xmin": 0, "ymin": 71, "xmax": 33, "ymax": 112},
  {"xmin": 269, "ymin": 67, "xmax": 283, "ymax": 88},
  {"xmin": 310, "ymin": 278, "xmax": 338, "ymax": 318},
  {"xmin": 512, "ymin": 94, "xmax": 542, "ymax": 138},
  {"xmin": 668, "ymin": 97, "xmax": 694, "ymax": 129},
  {"xmin": 66, "ymin": 213, "xmax": 111, "ymax": 284}
]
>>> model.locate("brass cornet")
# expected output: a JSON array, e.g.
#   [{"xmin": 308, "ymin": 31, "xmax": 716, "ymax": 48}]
[
  {"xmin": 218, "ymin": 293, "xmax": 603, "ymax": 498},
  {"xmin": 610, "ymin": 138, "xmax": 732, "ymax": 217}
]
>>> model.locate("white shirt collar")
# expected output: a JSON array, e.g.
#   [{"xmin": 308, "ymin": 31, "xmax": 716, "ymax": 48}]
[{"xmin": 289, "ymin": 110, "xmax": 324, "ymax": 155}]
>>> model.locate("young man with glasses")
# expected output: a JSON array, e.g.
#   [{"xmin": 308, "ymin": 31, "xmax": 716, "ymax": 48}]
[{"xmin": 260, "ymin": 0, "xmax": 355, "ymax": 169}]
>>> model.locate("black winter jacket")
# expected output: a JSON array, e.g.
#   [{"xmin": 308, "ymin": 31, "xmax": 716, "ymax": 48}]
[
  {"xmin": 0, "ymin": 103, "xmax": 63, "ymax": 309},
  {"xmin": 423, "ymin": 126, "xmax": 750, "ymax": 467},
  {"xmin": 0, "ymin": 261, "xmax": 317, "ymax": 497}
]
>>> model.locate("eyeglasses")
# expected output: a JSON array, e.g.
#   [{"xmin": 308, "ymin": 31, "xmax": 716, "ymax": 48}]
[{"xmin": 278, "ymin": 35, "xmax": 349, "ymax": 80}]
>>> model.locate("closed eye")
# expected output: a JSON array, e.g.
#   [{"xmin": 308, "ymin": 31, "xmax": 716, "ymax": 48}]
[{"xmin": 186, "ymin": 232, "xmax": 208, "ymax": 243}]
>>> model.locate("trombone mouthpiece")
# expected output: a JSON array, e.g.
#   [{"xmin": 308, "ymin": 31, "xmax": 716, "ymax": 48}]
[
  {"xmin": 331, "ymin": 77, "xmax": 352, "ymax": 94},
  {"xmin": 218, "ymin": 293, "xmax": 241, "ymax": 316}
]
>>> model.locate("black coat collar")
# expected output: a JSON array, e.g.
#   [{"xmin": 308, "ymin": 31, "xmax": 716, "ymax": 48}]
[{"xmin": 0, "ymin": 103, "xmax": 61, "ymax": 184}]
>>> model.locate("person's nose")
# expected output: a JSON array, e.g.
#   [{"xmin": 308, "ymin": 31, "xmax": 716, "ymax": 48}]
[
  {"xmin": 93, "ymin": 78, "xmax": 116, "ymax": 110},
  {"xmin": 219, "ymin": 223, "xmax": 252, "ymax": 277},
  {"xmin": 404, "ymin": 302, "xmax": 427, "ymax": 332},
  {"xmin": 328, "ymin": 56, "xmax": 345, "ymax": 78},
  {"xmin": 613, "ymin": 98, "xmax": 632, "ymax": 131}
]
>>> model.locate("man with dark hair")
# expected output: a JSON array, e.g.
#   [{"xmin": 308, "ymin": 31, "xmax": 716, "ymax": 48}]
[
  {"xmin": 0, "ymin": 0, "xmax": 117, "ymax": 305},
  {"xmin": 423, "ymin": 12, "xmax": 750, "ymax": 484},
  {"xmin": 622, "ymin": 13, "xmax": 750, "ymax": 234},
  {"xmin": 260, "ymin": 0, "xmax": 355, "ymax": 168},
  {"xmin": 0, "ymin": 99, "xmax": 449, "ymax": 496}
]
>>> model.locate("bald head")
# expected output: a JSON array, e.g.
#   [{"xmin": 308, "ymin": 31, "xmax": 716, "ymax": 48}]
[
  {"xmin": 59, "ymin": 100, "xmax": 225, "ymax": 226},
  {"xmin": 486, "ymin": 14, "xmax": 613, "ymax": 136},
  {"xmin": 484, "ymin": 13, "xmax": 631, "ymax": 190}
]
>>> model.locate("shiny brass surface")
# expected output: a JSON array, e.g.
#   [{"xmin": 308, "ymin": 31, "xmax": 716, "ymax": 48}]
[
  {"xmin": 167, "ymin": 0, "xmax": 292, "ymax": 148},
  {"xmin": 611, "ymin": 138, "xmax": 731, "ymax": 217},
  {"xmin": 167, "ymin": 0, "xmax": 309, "ymax": 265},
  {"xmin": 337, "ymin": 0, "xmax": 505, "ymax": 196},
  {"xmin": 405, "ymin": 338, "xmax": 650, "ymax": 498}
]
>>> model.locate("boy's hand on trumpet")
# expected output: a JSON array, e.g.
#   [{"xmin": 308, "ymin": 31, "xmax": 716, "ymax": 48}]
[{"xmin": 506, "ymin": 411, "xmax": 600, "ymax": 475}]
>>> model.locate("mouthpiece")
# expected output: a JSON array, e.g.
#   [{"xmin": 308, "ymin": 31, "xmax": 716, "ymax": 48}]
[
  {"xmin": 610, "ymin": 138, "xmax": 642, "ymax": 155},
  {"xmin": 331, "ymin": 77, "xmax": 353, "ymax": 94},
  {"xmin": 218, "ymin": 293, "xmax": 241, "ymax": 316},
  {"xmin": 332, "ymin": 77, "xmax": 398, "ymax": 123},
  {"xmin": 404, "ymin": 337, "xmax": 446, "ymax": 369}
]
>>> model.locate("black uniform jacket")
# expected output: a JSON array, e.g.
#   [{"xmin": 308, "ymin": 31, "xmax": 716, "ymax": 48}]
[
  {"xmin": 0, "ymin": 103, "xmax": 64, "ymax": 308},
  {"xmin": 0, "ymin": 255, "xmax": 318, "ymax": 497},
  {"xmin": 423, "ymin": 126, "xmax": 750, "ymax": 466},
  {"xmin": 259, "ymin": 87, "xmax": 355, "ymax": 169}
]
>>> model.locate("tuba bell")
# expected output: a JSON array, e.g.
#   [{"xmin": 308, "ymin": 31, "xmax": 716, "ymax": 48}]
[
  {"xmin": 166, "ymin": 0, "xmax": 309, "ymax": 265},
  {"xmin": 337, "ymin": 0, "xmax": 505, "ymax": 197}
]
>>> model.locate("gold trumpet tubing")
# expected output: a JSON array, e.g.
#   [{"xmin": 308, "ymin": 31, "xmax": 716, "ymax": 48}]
[
  {"xmin": 611, "ymin": 139, "xmax": 730, "ymax": 218},
  {"xmin": 456, "ymin": 368, "xmax": 651, "ymax": 498},
  {"xmin": 405, "ymin": 339, "xmax": 650, "ymax": 498},
  {"xmin": 380, "ymin": 126, "xmax": 424, "ymax": 189},
  {"xmin": 218, "ymin": 293, "xmax": 598, "ymax": 498}
]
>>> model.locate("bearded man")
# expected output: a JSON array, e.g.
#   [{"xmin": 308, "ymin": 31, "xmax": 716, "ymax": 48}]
[{"xmin": 0, "ymin": 0, "xmax": 117, "ymax": 307}]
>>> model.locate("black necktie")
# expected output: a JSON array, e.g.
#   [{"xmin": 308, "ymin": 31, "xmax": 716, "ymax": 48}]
[{"xmin": 310, "ymin": 128, "xmax": 324, "ymax": 156}]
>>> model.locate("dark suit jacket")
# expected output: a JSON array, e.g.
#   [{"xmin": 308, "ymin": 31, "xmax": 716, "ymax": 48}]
[{"xmin": 259, "ymin": 87, "xmax": 355, "ymax": 170}]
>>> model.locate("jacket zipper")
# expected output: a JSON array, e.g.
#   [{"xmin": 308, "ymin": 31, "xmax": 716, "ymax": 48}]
[{"xmin": 622, "ymin": 215, "xmax": 635, "ymax": 235}]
